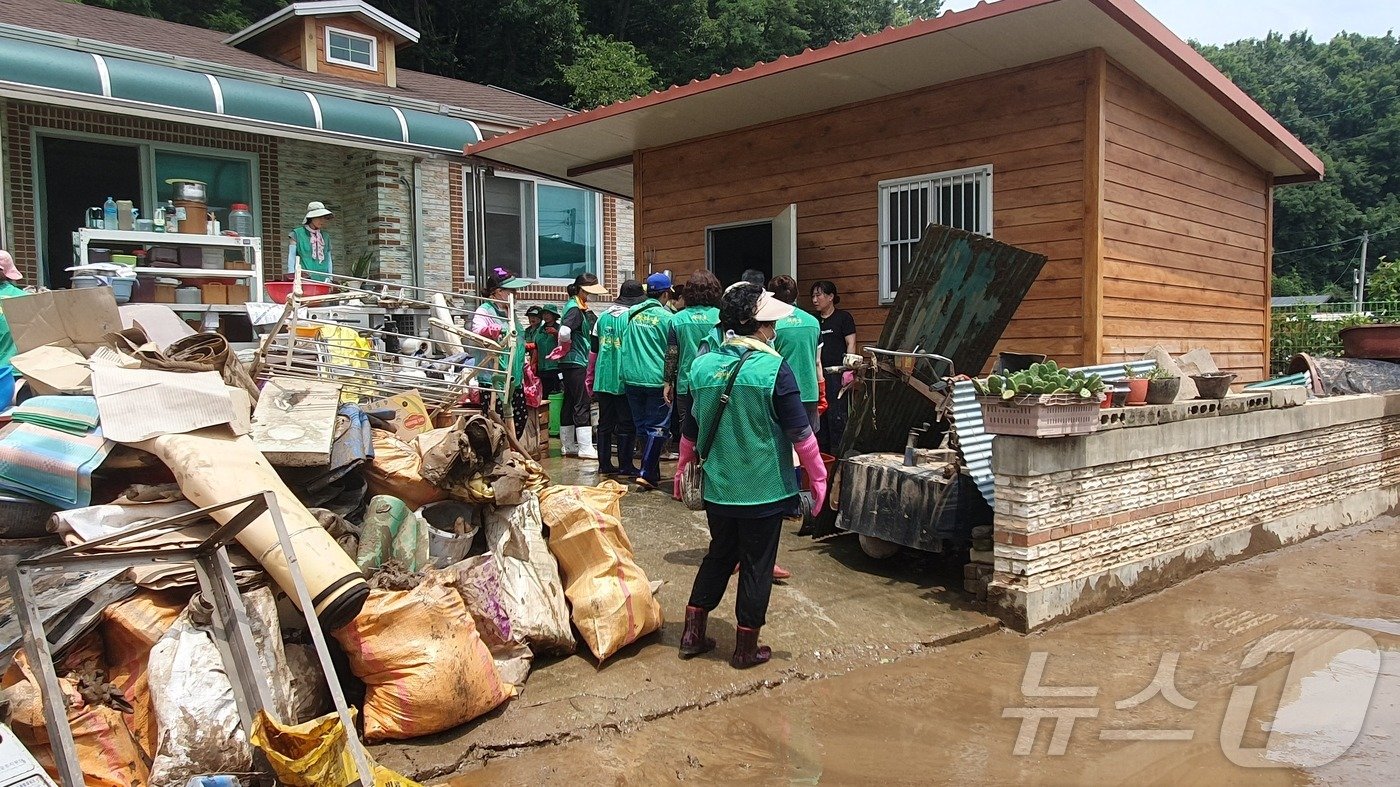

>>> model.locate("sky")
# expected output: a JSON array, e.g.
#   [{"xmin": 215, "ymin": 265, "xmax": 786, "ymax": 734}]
[{"xmin": 938, "ymin": 0, "xmax": 1398, "ymax": 44}]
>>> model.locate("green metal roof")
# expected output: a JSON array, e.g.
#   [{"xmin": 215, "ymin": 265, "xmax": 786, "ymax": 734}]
[{"xmin": 0, "ymin": 36, "xmax": 480, "ymax": 152}]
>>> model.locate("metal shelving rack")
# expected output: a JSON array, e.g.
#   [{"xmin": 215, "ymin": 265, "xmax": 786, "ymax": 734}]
[{"xmin": 74, "ymin": 227, "xmax": 264, "ymax": 303}]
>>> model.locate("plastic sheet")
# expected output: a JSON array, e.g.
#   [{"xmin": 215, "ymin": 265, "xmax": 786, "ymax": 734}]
[{"xmin": 251, "ymin": 709, "xmax": 421, "ymax": 787}]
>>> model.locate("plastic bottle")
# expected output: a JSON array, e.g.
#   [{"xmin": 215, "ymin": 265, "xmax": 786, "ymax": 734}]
[
  {"xmin": 102, "ymin": 197, "xmax": 118, "ymax": 230},
  {"xmin": 228, "ymin": 203, "xmax": 254, "ymax": 237},
  {"xmin": 153, "ymin": 204, "xmax": 166, "ymax": 232}
]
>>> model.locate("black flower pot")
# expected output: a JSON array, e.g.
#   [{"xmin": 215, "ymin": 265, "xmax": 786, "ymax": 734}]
[{"xmin": 1146, "ymin": 377, "xmax": 1180, "ymax": 404}]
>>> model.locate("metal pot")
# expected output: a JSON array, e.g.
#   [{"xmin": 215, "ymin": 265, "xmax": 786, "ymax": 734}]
[{"xmin": 165, "ymin": 178, "xmax": 207, "ymax": 202}]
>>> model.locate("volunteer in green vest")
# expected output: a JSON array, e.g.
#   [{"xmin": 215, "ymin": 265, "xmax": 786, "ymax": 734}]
[
  {"xmin": 621, "ymin": 272, "xmax": 674, "ymax": 491},
  {"xmin": 768, "ymin": 275, "xmax": 823, "ymax": 430},
  {"xmin": 548, "ymin": 272, "xmax": 608, "ymax": 458},
  {"xmin": 674, "ymin": 283, "xmax": 829, "ymax": 669},
  {"xmin": 663, "ymin": 270, "xmax": 724, "ymax": 491},
  {"xmin": 523, "ymin": 304, "xmax": 562, "ymax": 397},
  {"xmin": 290, "ymin": 201, "xmax": 334, "ymax": 282},
  {"xmin": 0, "ymin": 250, "xmax": 26, "ymax": 406},
  {"xmin": 471, "ymin": 267, "xmax": 532, "ymax": 438},
  {"xmin": 592, "ymin": 280, "xmax": 645, "ymax": 477}
]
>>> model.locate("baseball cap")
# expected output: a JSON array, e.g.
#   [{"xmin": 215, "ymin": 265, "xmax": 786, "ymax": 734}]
[
  {"xmin": 646, "ymin": 271, "xmax": 672, "ymax": 292},
  {"xmin": 525, "ymin": 305, "xmax": 543, "ymax": 317}
]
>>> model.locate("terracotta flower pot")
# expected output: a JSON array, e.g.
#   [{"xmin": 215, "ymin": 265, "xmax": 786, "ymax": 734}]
[{"xmin": 1125, "ymin": 378, "xmax": 1148, "ymax": 405}]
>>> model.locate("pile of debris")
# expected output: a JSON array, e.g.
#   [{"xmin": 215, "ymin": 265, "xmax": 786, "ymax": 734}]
[{"xmin": 0, "ymin": 286, "xmax": 663, "ymax": 786}]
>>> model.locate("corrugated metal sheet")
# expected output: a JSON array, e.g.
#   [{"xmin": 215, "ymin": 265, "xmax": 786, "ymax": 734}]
[
  {"xmin": 1245, "ymin": 371, "xmax": 1310, "ymax": 389},
  {"xmin": 951, "ymin": 359, "xmax": 1156, "ymax": 507}
]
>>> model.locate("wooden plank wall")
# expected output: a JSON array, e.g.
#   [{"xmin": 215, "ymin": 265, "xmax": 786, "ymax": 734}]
[
  {"xmin": 635, "ymin": 56, "xmax": 1089, "ymax": 363},
  {"xmin": 1100, "ymin": 62, "xmax": 1271, "ymax": 381}
]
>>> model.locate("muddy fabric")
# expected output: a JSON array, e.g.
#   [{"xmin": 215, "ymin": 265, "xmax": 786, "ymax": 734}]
[
  {"xmin": 367, "ymin": 560, "xmax": 424, "ymax": 591},
  {"xmin": 311, "ymin": 508, "xmax": 360, "ymax": 559},
  {"xmin": 111, "ymin": 328, "xmax": 260, "ymax": 404}
]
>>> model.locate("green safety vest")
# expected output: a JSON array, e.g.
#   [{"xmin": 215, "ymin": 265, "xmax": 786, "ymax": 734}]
[
  {"xmin": 592, "ymin": 305, "xmax": 630, "ymax": 396},
  {"xmin": 671, "ymin": 306, "xmax": 721, "ymax": 396},
  {"xmin": 773, "ymin": 308, "xmax": 821, "ymax": 403},
  {"xmin": 560, "ymin": 298, "xmax": 596, "ymax": 368},
  {"xmin": 620, "ymin": 299, "xmax": 671, "ymax": 388},
  {"xmin": 479, "ymin": 303, "xmax": 524, "ymax": 391},
  {"xmin": 524, "ymin": 324, "xmax": 560, "ymax": 372},
  {"xmin": 688, "ymin": 343, "xmax": 798, "ymax": 507}
]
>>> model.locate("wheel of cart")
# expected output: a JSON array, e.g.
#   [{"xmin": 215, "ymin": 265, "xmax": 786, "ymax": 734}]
[{"xmin": 817, "ymin": 346, "xmax": 987, "ymax": 559}]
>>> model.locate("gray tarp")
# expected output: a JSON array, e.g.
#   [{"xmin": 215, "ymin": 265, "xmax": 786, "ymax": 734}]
[{"xmin": 1289, "ymin": 354, "xmax": 1400, "ymax": 396}]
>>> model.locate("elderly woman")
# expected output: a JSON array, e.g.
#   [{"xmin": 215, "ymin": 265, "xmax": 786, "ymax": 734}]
[
  {"xmin": 472, "ymin": 266, "xmax": 533, "ymax": 436},
  {"xmin": 290, "ymin": 201, "xmax": 334, "ymax": 282},
  {"xmin": 674, "ymin": 283, "xmax": 829, "ymax": 669}
]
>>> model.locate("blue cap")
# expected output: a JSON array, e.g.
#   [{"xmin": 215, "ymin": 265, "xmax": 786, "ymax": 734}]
[{"xmin": 646, "ymin": 272, "xmax": 672, "ymax": 292}]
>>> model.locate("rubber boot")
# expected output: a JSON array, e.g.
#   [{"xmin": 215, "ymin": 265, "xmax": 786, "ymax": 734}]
[
  {"xmin": 577, "ymin": 426, "xmax": 599, "ymax": 460},
  {"xmin": 730, "ymin": 626, "xmax": 772, "ymax": 669},
  {"xmin": 634, "ymin": 434, "xmax": 663, "ymax": 491},
  {"xmin": 596, "ymin": 427, "xmax": 617, "ymax": 475},
  {"xmin": 560, "ymin": 425, "xmax": 578, "ymax": 457},
  {"xmin": 678, "ymin": 605, "xmax": 716, "ymax": 659},
  {"xmin": 615, "ymin": 433, "xmax": 640, "ymax": 478}
]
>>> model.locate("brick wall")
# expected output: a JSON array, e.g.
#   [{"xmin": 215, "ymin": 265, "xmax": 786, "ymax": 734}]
[
  {"xmin": 1, "ymin": 99, "xmax": 279, "ymax": 281},
  {"xmin": 615, "ymin": 198, "xmax": 635, "ymax": 280},
  {"xmin": 988, "ymin": 392, "xmax": 1400, "ymax": 630},
  {"xmin": 418, "ymin": 158, "xmax": 455, "ymax": 291}
]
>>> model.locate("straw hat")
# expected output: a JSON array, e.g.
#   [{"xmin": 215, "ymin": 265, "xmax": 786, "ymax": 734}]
[{"xmin": 304, "ymin": 201, "xmax": 334, "ymax": 221}]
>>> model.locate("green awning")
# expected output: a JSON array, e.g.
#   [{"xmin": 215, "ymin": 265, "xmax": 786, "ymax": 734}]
[{"xmin": 0, "ymin": 36, "xmax": 480, "ymax": 152}]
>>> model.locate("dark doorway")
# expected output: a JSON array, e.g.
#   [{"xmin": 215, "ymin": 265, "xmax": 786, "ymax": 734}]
[
  {"xmin": 708, "ymin": 222, "xmax": 772, "ymax": 286},
  {"xmin": 40, "ymin": 136, "xmax": 141, "ymax": 288}
]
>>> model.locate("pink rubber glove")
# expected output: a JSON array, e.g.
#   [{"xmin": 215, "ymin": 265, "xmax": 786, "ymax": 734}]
[
  {"xmin": 794, "ymin": 433, "xmax": 828, "ymax": 513},
  {"xmin": 478, "ymin": 322, "xmax": 503, "ymax": 341},
  {"xmin": 584, "ymin": 352, "xmax": 597, "ymax": 397},
  {"xmin": 546, "ymin": 341, "xmax": 569, "ymax": 361},
  {"xmin": 673, "ymin": 436, "xmax": 697, "ymax": 500}
]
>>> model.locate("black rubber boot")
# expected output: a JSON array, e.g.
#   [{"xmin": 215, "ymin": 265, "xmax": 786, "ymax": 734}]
[
  {"xmin": 597, "ymin": 427, "xmax": 617, "ymax": 475},
  {"xmin": 678, "ymin": 605, "xmax": 716, "ymax": 659},
  {"xmin": 730, "ymin": 626, "xmax": 772, "ymax": 669},
  {"xmin": 615, "ymin": 433, "xmax": 640, "ymax": 478}
]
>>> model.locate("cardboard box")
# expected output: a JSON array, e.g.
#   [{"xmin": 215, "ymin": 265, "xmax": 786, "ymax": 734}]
[
  {"xmin": 200, "ymin": 283, "xmax": 228, "ymax": 305},
  {"xmin": 226, "ymin": 259, "xmax": 252, "ymax": 270},
  {"xmin": 0, "ymin": 287, "xmax": 122, "ymax": 356},
  {"xmin": 154, "ymin": 282, "xmax": 177, "ymax": 303},
  {"xmin": 226, "ymin": 282, "xmax": 251, "ymax": 304}
]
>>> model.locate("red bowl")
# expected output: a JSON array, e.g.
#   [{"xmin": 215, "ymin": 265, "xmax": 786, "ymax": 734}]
[{"xmin": 265, "ymin": 281, "xmax": 336, "ymax": 304}]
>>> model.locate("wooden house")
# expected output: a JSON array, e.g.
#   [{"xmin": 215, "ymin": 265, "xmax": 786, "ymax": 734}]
[{"xmin": 464, "ymin": 0, "xmax": 1323, "ymax": 381}]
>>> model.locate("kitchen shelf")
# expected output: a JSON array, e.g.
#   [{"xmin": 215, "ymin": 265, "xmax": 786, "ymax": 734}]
[{"xmin": 75, "ymin": 227, "xmax": 264, "ymax": 305}]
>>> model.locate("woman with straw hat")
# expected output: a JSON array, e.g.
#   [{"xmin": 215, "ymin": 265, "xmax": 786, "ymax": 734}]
[{"xmin": 290, "ymin": 201, "xmax": 334, "ymax": 282}]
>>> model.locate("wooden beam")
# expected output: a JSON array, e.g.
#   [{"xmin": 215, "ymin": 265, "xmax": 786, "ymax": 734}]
[
  {"xmin": 1081, "ymin": 48, "xmax": 1107, "ymax": 366},
  {"xmin": 566, "ymin": 155, "xmax": 634, "ymax": 178},
  {"xmin": 302, "ymin": 17, "xmax": 317, "ymax": 73},
  {"xmin": 634, "ymin": 150, "xmax": 646, "ymax": 276},
  {"xmin": 1263, "ymin": 173, "xmax": 1274, "ymax": 378}
]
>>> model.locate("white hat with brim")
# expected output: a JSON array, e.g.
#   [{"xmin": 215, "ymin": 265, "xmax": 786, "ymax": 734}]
[
  {"xmin": 754, "ymin": 290, "xmax": 794, "ymax": 322},
  {"xmin": 305, "ymin": 201, "xmax": 334, "ymax": 221}
]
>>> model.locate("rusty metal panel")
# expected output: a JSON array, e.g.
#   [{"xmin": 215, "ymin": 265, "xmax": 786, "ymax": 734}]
[{"xmin": 841, "ymin": 224, "xmax": 1048, "ymax": 457}]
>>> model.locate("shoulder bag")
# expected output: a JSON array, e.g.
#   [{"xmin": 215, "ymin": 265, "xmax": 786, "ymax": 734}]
[{"xmin": 680, "ymin": 350, "xmax": 753, "ymax": 511}]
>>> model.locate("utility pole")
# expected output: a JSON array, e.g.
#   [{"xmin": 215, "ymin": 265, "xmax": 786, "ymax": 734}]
[{"xmin": 1357, "ymin": 230, "xmax": 1370, "ymax": 312}]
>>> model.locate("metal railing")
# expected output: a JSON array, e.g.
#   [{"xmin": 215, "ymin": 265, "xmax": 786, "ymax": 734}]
[{"xmin": 1270, "ymin": 300, "xmax": 1400, "ymax": 375}]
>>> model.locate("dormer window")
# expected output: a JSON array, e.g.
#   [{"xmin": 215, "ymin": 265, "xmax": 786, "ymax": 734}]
[{"xmin": 325, "ymin": 26, "xmax": 376, "ymax": 70}]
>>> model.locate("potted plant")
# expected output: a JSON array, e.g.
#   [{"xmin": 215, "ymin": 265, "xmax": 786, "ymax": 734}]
[
  {"xmin": 972, "ymin": 360, "xmax": 1107, "ymax": 437},
  {"xmin": 1122, "ymin": 365, "xmax": 1149, "ymax": 406},
  {"xmin": 1145, "ymin": 366, "xmax": 1180, "ymax": 404}
]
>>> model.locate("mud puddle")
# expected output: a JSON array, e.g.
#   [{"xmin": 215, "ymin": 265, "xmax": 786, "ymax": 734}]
[{"xmin": 447, "ymin": 522, "xmax": 1400, "ymax": 785}]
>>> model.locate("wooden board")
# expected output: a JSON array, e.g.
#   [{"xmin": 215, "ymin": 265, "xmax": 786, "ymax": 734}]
[{"xmin": 250, "ymin": 378, "xmax": 343, "ymax": 467}]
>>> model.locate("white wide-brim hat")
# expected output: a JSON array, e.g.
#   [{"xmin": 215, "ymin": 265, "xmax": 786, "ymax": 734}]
[
  {"xmin": 754, "ymin": 289, "xmax": 795, "ymax": 322},
  {"xmin": 305, "ymin": 201, "xmax": 334, "ymax": 220}
]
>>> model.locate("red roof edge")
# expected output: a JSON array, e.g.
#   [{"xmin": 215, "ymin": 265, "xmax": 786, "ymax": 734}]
[
  {"xmin": 463, "ymin": 0, "xmax": 1058, "ymax": 156},
  {"xmin": 1090, "ymin": 0, "xmax": 1323, "ymax": 180},
  {"xmin": 465, "ymin": 0, "xmax": 1323, "ymax": 181}
]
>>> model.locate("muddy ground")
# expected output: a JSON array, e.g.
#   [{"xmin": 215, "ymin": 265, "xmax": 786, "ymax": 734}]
[
  {"xmin": 440, "ymin": 515, "xmax": 1400, "ymax": 785},
  {"xmin": 373, "ymin": 457, "xmax": 998, "ymax": 780}
]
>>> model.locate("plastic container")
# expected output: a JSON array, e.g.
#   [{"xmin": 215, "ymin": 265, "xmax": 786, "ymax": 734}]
[
  {"xmin": 110, "ymin": 254, "xmax": 137, "ymax": 267},
  {"xmin": 416, "ymin": 501, "xmax": 480, "ymax": 567},
  {"xmin": 175, "ymin": 286, "xmax": 202, "ymax": 305},
  {"xmin": 264, "ymin": 280, "xmax": 336, "ymax": 303},
  {"xmin": 228, "ymin": 203, "xmax": 254, "ymax": 237},
  {"xmin": 102, "ymin": 197, "xmax": 117, "ymax": 230},
  {"xmin": 134, "ymin": 218, "xmax": 155, "ymax": 232},
  {"xmin": 109, "ymin": 277, "xmax": 135, "ymax": 303},
  {"xmin": 70, "ymin": 275, "xmax": 102, "ymax": 289},
  {"xmin": 978, "ymin": 396, "xmax": 1100, "ymax": 438},
  {"xmin": 548, "ymin": 392, "xmax": 564, "ymax": 436}
]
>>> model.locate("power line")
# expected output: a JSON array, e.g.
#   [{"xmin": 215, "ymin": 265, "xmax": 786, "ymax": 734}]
[{"xmin": 1273, "ymin": 224, "xmax": 1400, "ymax": 257}]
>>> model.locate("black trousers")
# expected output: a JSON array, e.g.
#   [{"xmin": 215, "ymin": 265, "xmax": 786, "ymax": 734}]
[
  {"xmin": 817, "ymin": 372, "xmax": 849, "ymax": 455},
  {"xmin": 539, "ymin": 367, "xmax": 562, "ymax": 397},
  {"xmin": 688, "ymin": 511, "xmax": 783, "ymax": 629},
  {"xmin": 597, "ymin": 391, "xmax": 635, "ymax": 439},
  {"xmin": 560, "ymin": 364, "xmax": 590, "ymax": 427},
  {"xmin": 674, "ymin": 392, "xmax": 693, "ymax": 444}
]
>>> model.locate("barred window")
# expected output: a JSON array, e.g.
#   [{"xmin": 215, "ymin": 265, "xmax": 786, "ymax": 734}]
[{"xmin": 878, "ymin": 166, "xmax": 992, "ymax": 302}]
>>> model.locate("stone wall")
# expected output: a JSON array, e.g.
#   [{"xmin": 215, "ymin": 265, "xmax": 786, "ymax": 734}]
[
  {"xmin": 988, "ymin": 392, "xmax": 1400, "ymax": 631},
  {"xmin": 615, "ymin": 198, "xmax": 635, "ymax": 280}
]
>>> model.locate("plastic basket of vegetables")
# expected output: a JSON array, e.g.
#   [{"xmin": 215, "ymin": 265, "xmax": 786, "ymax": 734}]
[{"xmin": 973, "ymin": 361, "xmax": 1107, "ymax": 437}]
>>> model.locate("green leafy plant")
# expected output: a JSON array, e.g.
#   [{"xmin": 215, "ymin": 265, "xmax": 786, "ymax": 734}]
[
  {"xmin": 350, "ymin": 251, "xmax": 376, "ymax": 281},
  {"xmin": 1122, "ymin": 364, "xmax": 1154, "ymax": 380},
  {"xmin": 1146, "ymin": 366, "xmax": 1174, "ymax": 381},
  {"xmin": 972, "ymin": 360, "xmax": 1106, "ymax": 401}
]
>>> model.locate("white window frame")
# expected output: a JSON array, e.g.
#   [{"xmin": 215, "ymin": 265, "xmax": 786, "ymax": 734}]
[
  {"xmin": 325, "ymin": 26, "xmax": 378, "ymax": 71},
  {"xmin": 877, "ymin": 165, "xmax": 993, "ymax": 303},
  {"xmin": 466, "ymin": 170, "xmax": 605, "ymax": 285}
]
